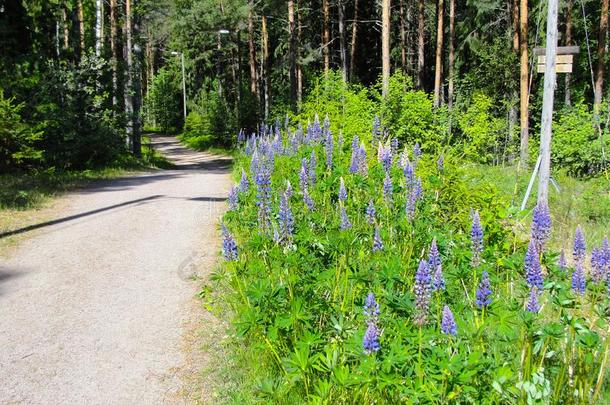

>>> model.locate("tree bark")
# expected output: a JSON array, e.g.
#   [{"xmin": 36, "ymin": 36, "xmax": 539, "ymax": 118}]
[
  {"xmin": 511, "ymin": 0, "xmax": 519, "ymax": 53},
  {"xmin": 400, "ymin": 0, "xmax": 407, "ymax": 74},
  {"xmin": 297, "ymin": 0, "xmax": 303, "ymax": 104},
  {"xmin": 110, "ymin": 0, "xmax": 119, "ymax": 108},
  {"xmin": 382, "ymin": 0, "xmax": 391, "ymax": 97},
  {"xmin": 433, "ymin": 0, "xmax": 444, "ymax": 108},
  {"xmin": 77, "ymin": 0, "xmax": 85, "ymax": 58},
  {"xmin": 262, "ymin": 15, "xmax": 270, "ymax": 119},
  {"xmin": 62, "ymin": 7, "xmax": 69, "ymax": 50},
  {"xmin": 125, "ymin": 0, "xmax": 134, "ymax": 150},
  {"xmin": 247, "ymin": 2, "xmax": 257, "ymax": 96},
  {"xmin": 594, "ymin": 0, "xmax": 609, "ymax": 115},
  {"xmin": 448, "ymin": 0, "xmax": 455, "ymax": 110},
  {"xmin": 417, "ymin": 0, "xmax": 425, "ymax": 88},
  {"xmin": 132, "ymin": 0, "xmax": 142, "ymax": 158},
  {"xmin": 519, "ymin": 0, "xmax": 529, "ymax": 164},
  {"xmin": 323, "ymin": 0, "xmax": 330, "ymax": 73},
  {"xmin": 338, "ymin": 0, "xmax": 348, "ymax": 82},
  {"xmin": 95, "ymin": 0, "xmax": 103, "ymax": 57},
  {"xmin": 349, "ymin": 0, "xmax": 359, "ymax": 81},
  {"xmin": 288, "ymin": 0, "xmax": 297, "ymax": 109},
  {"xmin": 564, "ymin": 0, "xmax": 573, "ymax": 106}
]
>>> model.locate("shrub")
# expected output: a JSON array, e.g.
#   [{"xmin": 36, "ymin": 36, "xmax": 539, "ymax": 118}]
[
  {"xmin": 144, "ymin": 66, "xmax": 183, "ymax": 132},
  {"xmin": 457, "ymin": 92, "xmax": 505, "ymax": 163}
]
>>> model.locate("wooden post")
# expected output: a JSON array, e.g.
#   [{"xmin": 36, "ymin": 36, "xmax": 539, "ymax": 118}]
[
  {"xmin": 537, "ymin": 0, "xmax": 559, "ymax": 204},
  {"xmin": 381, "ymin": 0, "xmax": 391, "ymax": 97},
  {"xmin": 519, "ymin": 0, "xmax": 529, "ymax": 165},
  {"xmin": 433, "ymin": 0, "xmax": 444, "ymax": 108}
]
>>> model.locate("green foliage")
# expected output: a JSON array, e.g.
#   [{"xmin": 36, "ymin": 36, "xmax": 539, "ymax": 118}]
[
  {"xmin": 552, "ymin": 102, "xmax": 610, "ymax": 177},
  {"xmin": 145, "ymin": 66, "xmax": 183, "ymax": 132},
  {"xmin": 0, "ymin": 89, "xmax": 42, "ymax": 171},
  {"xmin": 457, "ymin": 92, "xmax": 505, "ymax": 163}
]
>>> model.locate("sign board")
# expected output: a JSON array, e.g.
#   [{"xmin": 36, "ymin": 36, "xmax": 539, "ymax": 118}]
[{"xmin": 534, "ymin": 46, "xmax": 579, "ymax": 74}]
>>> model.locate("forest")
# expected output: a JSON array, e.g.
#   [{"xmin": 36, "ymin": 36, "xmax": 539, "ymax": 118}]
[{"xmin": 2, "ymin": 0, "xmax": 610, "ymax": 403}]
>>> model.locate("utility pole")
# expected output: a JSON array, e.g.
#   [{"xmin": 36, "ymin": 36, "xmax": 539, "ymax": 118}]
[
  {"xmin": 537, "ymin": 0, "xmax": 559, "ymax": 204},
  {"xmin": 381, "ymin": 0, "xmax": 391, "ymax": 97}
]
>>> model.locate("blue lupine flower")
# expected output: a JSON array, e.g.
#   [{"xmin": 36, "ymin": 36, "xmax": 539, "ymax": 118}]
[
  {"xmin": 222, "ymin": 225, "xmax": 238, "ymax": 261},
  {"xmin": 413, "ymin": 260, "xmax": 431, "ymax": 326},
  {"xmin": 437, "ymin": 154, "xmax": 444, "ymax": 173},
  {"xmin": 372, "ymin": 227, "xmax": 383, "ymax": 252},
  {"xmin": 303, "ymin": 188, "xmax": 315, "ymax": 211},
  {"xmin": 349, "ymin": 136, "xmax": 360, "ymax": 174},
  {"xmin": 591, "ymin": 247, "xmax": 605, "ymax": 283},
  {"xmin": 325, "ymin": 129, "xmax": 333, "ymax": 169},
  {"xmin": 278, "ymin": 192, "xmax": 294, "ymax": 243},
  {"xmin": 372, "ymin": 115, "xmax": 381, "ymax": 145},
  {"xmin": 255, "ymin": 159, "xmax": 272, "ymax": 231},
  {"xmin": 323, "ymin": 114, "xmax": 330, "ymax": 132},
  {"xmin": 603, "ymin": 236, "xmax": 610, "ymax": 272},
  {"xmin": 299, "ymin": 158, "xmax": 308, "ymax": 191},
  {"xmin": 429, "ymin": 239, "xmax": 445, "ymax": 291},
  {"xmin": 531, "ymin": 202, "xmax": 552, "ymax": 252},
  {"xmin": 413, "ymin": 143, "xmax": 422, "ymax": 161},
  {"xmin": 390, "ymin": 137, "xmax": 399, "ymax": 157},
  {"xmin": 571, "ymin": 262, "xmax": 586, "ymax": 295},
  {"xmin": 340, "ymin": 206, "xmax": 352, "ymax": 230},
  {"xmin": 366, "ymin": 199, "xmax": 376, "ymax": 224},
  {"xmin": 363, "ymin": 322, "xmax": 381, "ymax": 354},
  {"xmin": 525, "ymin": 239, "xmax": 544, "ymax": 289},
  {"xmin": 414, "ymin": 177, "xmax": 423, "ymax": 200},
  {"xmin": 380, "ymin": 143, "xmax": 392, "ymax": 172},
  {"xmin": 363, "ymin": 292, "xmax": 380, "ymax": 320},
  {"xmin": 526, "ymin": 287, "xmax": 540, "ymax": 313},
  {"xmin": 406, "ymin": 188, "xmax": 417, "ymax": 222},
  {"xmin": 558, "ymin": 249, "xmax": 567, "ymax": 270},
  {"xmin": 358, "ymin": 143, "xmax": 368, "ymax": 176},
  {"xmin": 250, "ymin": 150, "xmax": 260, "ymax": 176},
  {"xmin": 239, "ymin": 169, "xmax": 249, "ymax": 193},
  {"xmin": 475, "ymin": 271, "xmax": 493, "ymax": 308},
  {"xmin": 339, "ymin": 177, "xmax": 347, "ymax": 203},
  {"xmin": 471, "ymin": 210, "xmax": 484, "ymax": 267},
  {"xmin": 237, "ymin": 129, "xmax": 245, "ymax": 143},
  {"xmin": 441, "ymin": 305, "xmax": 457, "ymax": 336},
  {"xmin": 573, "ymin": 225, "xmax": 586, "ymax": 264},
  {"xmin": 403, "ymin": 160, "xmax": 414, "ymax": 188},
  {"xmin": 272, "ymin": 224, "xmax": 281, "ymax": 244},
  {"xmin": 228, "ymin": 185, "xmax": 239, "ymax": 211},
  {"xmin": 309, "ymin": 151, "xmax": 317, "ymax": 186},
  {"xmin": 383, "ymin": 172, "xmax": 393, "ymax": 203}
]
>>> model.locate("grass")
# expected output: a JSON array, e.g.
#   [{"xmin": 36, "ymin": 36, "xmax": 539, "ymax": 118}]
[
  {"xmin": 465, "ymin": 164, "xmax": 610, "ymax": 250},
  {"xmin": 178, "ymin": 133, "xmax": 236, "ymax": 157}
]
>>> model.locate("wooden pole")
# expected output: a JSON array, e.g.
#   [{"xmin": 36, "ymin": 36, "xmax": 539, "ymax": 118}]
[
  {"xmin": 519, "ymin": 0, "xmax": 529, "ymax": 165},
  {"xmin": 433, "ymin": 0, "xmax": 445, "ymax": 108},
  {"xmin": 537, "ymin": 0, "xmax": 559, "ymax": 204},
  {"xmin": 381, "ymin": 0, "xmax": 391, "ymax": 97}
]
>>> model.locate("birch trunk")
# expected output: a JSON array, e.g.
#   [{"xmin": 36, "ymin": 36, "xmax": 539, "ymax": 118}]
[
  {"xmin": 323, "ymin": 0, "xmax": 330, "ymax": 73},
  {"xmin": 349, "ymin": 0, "xmax": 359, "ymax": 81}
]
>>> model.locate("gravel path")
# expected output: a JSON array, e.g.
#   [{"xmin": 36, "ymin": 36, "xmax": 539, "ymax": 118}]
[{"xmin": 0, "ymin": 135, "xmax": 232, "ymax": 404}]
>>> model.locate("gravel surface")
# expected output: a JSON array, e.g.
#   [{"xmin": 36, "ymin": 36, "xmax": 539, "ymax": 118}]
[{"xmin": 0, "ymin": 135, "xmax": 232, "ymax": 404}]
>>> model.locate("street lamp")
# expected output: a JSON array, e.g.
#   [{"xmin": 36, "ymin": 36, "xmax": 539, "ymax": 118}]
[{"xmin": 171, "ymin": 51, "xmax": 187, "ymax": 122}]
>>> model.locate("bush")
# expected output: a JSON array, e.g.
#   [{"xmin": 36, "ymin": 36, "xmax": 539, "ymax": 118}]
[
  {"xmin": 144, "ymin": 67, "xmax": 183, "ymax": 132},
  {"xmin": 457, "ymin": 92, "xmax": 505, "ymax": 163}
]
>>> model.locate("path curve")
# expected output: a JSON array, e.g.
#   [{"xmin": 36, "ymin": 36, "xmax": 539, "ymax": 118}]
[{"xmin": 0, "ymin": 135, "xmax": 232, "ymax": 404}]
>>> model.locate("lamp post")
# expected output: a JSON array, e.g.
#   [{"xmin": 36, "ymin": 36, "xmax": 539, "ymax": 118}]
[{"xmin": 171, "ymin": 51, "xmax": 187, "ymax": 122}]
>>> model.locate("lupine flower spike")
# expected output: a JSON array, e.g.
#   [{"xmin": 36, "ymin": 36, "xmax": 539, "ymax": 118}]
[
  {"xmin": 340, "ymin": 206, "xmax": 352, "ymax": 230},
  {"xmin": 571, "ymin": 262, "xmax": 586, "ymax": 295},
  {"xmin": 303, "ymin": 188, "xmax": 315, "ymax": 211},
  {"xmin": 531, "ymin": 202, "xmax": 552, "ymax": 252},
  {"xmin": 429, "ymin": 239, "xmax": 445, "ymax": 291},
  {"xmin": 372, "ymin": 227, "xmax": 383, "ymax": 252},
  {"xmin": 558, "ymin": 249, "xmax": 567, "ymax": 271},
  {"xmin": 441, "ymin": 305, "xmax": 457, "ymax": 336},
  {"xmin": 363, "ymin": 323, "xmax": 381, "ymax": 354},
  {"xmin": 239, "ymin": 169, "xmax": 249, "ymax": 193},
  {"xmin": 222, "ymin": 225, "xmax": 238, "ymax": 261},
  {"xmin": 278, "ymin": 192, "xmax": 294, "ymax": 243},
  {"xmin": 413, "ymin": 260, "xmax": 431, "ymax": 326},
  {"xmin": 363, "ymin": 292, "xmax": 380, "ymax": 321},
  {"xmin": 470, "ymin": 210, "xmax": 484, "ymax": 267},
  {"xmin": 366, "ymin": 199, "xmax": 376, "ymax": 224},
  {"xmin": 339, "ymin": 177, "xmax": 347, "ymax": 203},
  {"xmin": 573, "ymin": 225, "xmax": 586, "ymax": 264},
  {"xmin": 475, "ymin": 271, "xmax": 493, "ymax": 308},
  {"xmin": 383, "ymin": 172, "xmax": 393, "ymax": 203},
  {"xmin": 228, "ymin": 185, "xmax": 239, "ymax": 211},
  {"xmin": 526, "ymin": 287, "xmax": 540, "ymax": 313},
  {"xmin": 524, "ymin": 239, "xmax": 544, "ymax": 289}
]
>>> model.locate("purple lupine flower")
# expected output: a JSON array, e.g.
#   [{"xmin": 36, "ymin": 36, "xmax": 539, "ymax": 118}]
[
  {"xmin": 475, "ymin": 271, "xmax": 493, "ymax": 308},
  {"xmin": 441, "ymin": 305, "xmax": 457, "ymax": 336},
  {"xmin": 571, "ymin": 262, "xmax": 586, "ymax": 295},
  {"xmin": 391, "ymin": 137, "xmax": 399, "ymax": 157},
  {"xmin": 380, "ymin": 143, "xmax": 392, "ymax": 172},
  {"xmin": 239, "ymin": 169, "xmax": 249, "ymax": 193},
  {"xmin": 228, "ymin": 185, "xmax": 239, "ymax": 211},
  {"xmin": 366, "ymin": 199, "xmax": 376, "ymax": 224},
  {"xmin": 363, "ymin": 292, "xmax": 380, "ymax": 320},
  {"xmin": 309, "ymin": 151, "xmax": 317, "ymax": 186},
  {"xmin": 278, "ymin": 192, "xmax": 294, "ymax": 243},
  {"xmin": 324, "ymin": 129, "xmax": 333, "ymax": 169},
  {"xmin": 414, "ymin": 177, "xmax": 423, "ymax": 200},
  {"xmin": 372, "ymin": 227, "xmax": 383, "ymax": 252},
  {"xmin": 250, "ymin": 150, "xmax": 260, "ymax": 176},
  {"xmin": 372, "ymin": 115, "xmax": 381, "ymax": 145},
  {"xmin": 602, "ymin": 236, "xmax": 610, "ymax": 274},
  {"xmin": 526, "ymin": 287, "xmax": 540, "ymax": 313},
  {"xmin": 272, "ymin": 224, "xmax": 281, "ymax": 244},
  {"xmin": 303, "ymin": 188, "xmax": 315, "ymax": 211},
  {"xmin": 358, "ymin": 143, "xmax": 368, "ymax": 176},
  {"xmin": 437, "ymin": 154, "xmax": 444, "ymax": 173},
  {"xmin": 363, "ymin": 322, "xmax": 381, "ymax": 354},
  {"xmin": 338, "ymin": 177, "xmax": 347, "ymax": 202},
  {"xmin": 349, "ymin": 136, "xmax": 360, "ymax": 174},
  {"xmin": 403, "ymin": 160, "xmax": 414, "ymax": 188},
  {"xmin": 340, "ymin": 206, "xmax": 352, "ymax": 230},
  {"xmin": 406, "ymin": 188, "xmax": 417, "ymax": 222},
  {"xmin": 525, "ymin": 239, "xmax": 544, "ymax": 289},
  {"xmin": 222, "ymin": 225, "xmax": 238, "ymax": 261},
  {"xmin": 237, "ymin": 129, "xmax": 245, "ymax": 143},
  {"xmin": 285, "ymin": 180, "xmax": 293, "ymax": 199},
  {"xmin": 299, "ymin": 158, "xmax": 308, "ymax": 191},
  {"xmin": 255, "ymin": 159, "xmax": 272, "ymax": 231},
  {"xmin": 471, "ymin": 210, "xmax": 484, "ymax": 267},
  {"xmin": 429, "ymin": 239, "xmax": 445, "ymax": 291},
  {"xmin": 383, "ymin": 172, "xmax": 393, "ymax": 203},
  {"xmin": 323, "ymin": 114, "xmax": 330, "ymax": 132},
  {"xmin": 558, "ymin": 249, "xmax": 567, "ymax": 270},
  {"xmin": 413, "ymin": 260, "xmax": 431, "ymax": 327},
  {"xmin": 413, "ymin": 143, "xmax": 422, "ymax": 161},
  {"xmin": 591, "ymin": 247, "xmax": 605, "ymax": 283},
  {"xmin": 573, "ymin": 225, "xmax": 586, "ymax": 264},
  {"xmin": 531, "ymin": 202, "xmax": 552, "ymax": 252}
]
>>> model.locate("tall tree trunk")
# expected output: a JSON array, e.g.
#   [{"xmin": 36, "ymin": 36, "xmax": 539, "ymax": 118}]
[
  {"xmin": 262, "ymin": 15, "xmax": 270, "ymax": 120},
  {"xmin": 382, "ymin": 0, "xmax": 391, "ymax": 97},
  {"xmin": 338, "ymin": 0, "xmax": 347, "ymax": 82},
  {"xmin": 433, "ymin": 0, "xmax": 444, "ymax": 108},
  {"xmin": 297, "ymin": 0, "xmax": 303, "ymax": 104},
  {"xmin": 594, "ymin": 0, "xmax": 609, "ymax": 115},
  {"xmin": 248, "ymin": 2, "xmax": 257, "ymax": 96},
  {"xmin": 511, "ymin": 0, "xmax": 519, "ymax": 53},
  {"xmin": 417, "ymin": 0, "xmax": 425, "ymax": 88},
  {"xmin": 407, "ymin": 1, "xmax": 415, "ymax": 79},
  {"xmin": 448, "ymin": 0, "xmax": 455, "ymax": 110},
  {"xmin": 95, "ymin": 0, "xmax": 103, "ymax": 57},
  {"xmin": 400, "ymin": 0, "xmax": 407, "ymax": 74},
  {"xmin": 62, "ymin": 7, "xmax": 69, "ymax": 50},
  {"xmin": 77, "ymin": 0, "xmax": 85, "ymax": 58},
  {"xmin": 323, "ymin": 0, "xmax": 330, "ymax": 73},
  {"xmin": 519, "ymin": 0, "xmax": 529, "ymax": 164},
  {"xmin": 349, "ymin": 0, "xmax": 359, "ymax": 81},
  {"xmin": 132, "ymin": 0, "xmax": 142, "ymax": 158},
  {"xmin": 110, "ymin": 0, "xmax": 119, "ymax": 108},
  {"xmin": 288, "ymin": 0, "xmax": 297, "ymax": 109},
  {"xmin": 509, "ymin": 0, "xmax": 519, "ymax": 163},
  {"xmin": 217, "ymin": 31, "xmax": 223, "ymax": 97},
  {"xmin": 124, "ymin": 0, "xmax": 134, "ymax": 151},
  {"xmin": 564, "ymin": 0, "xmax": 573, "ymax": 106}
]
